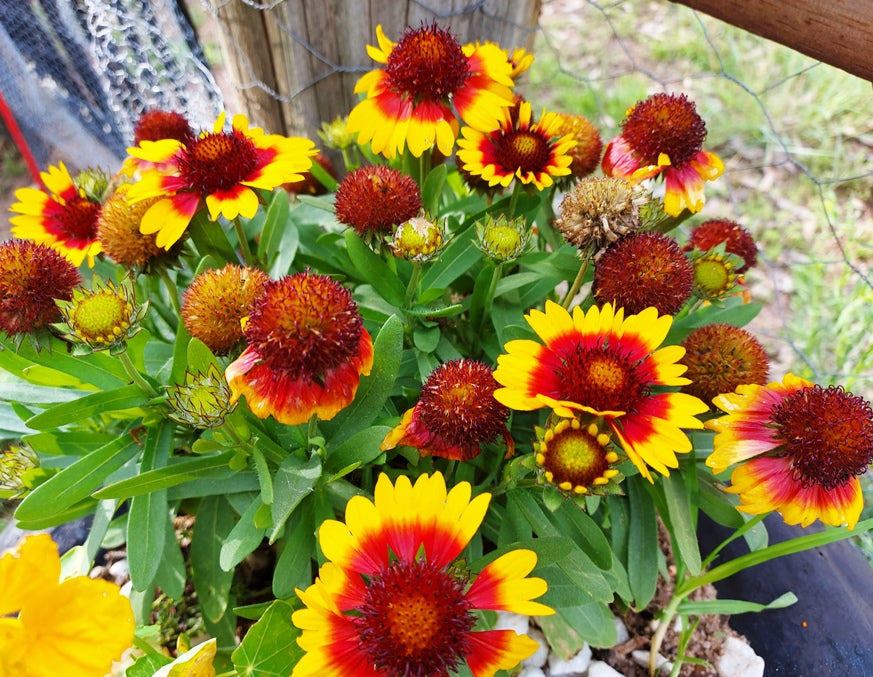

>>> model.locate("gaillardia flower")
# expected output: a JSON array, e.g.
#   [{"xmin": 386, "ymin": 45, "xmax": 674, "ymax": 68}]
[
  {"xmin": 0, "ymin": 534, "xmax": 134, "ymax": 676},
  {"xmin": 182, "ymin": 264, "xmax": 270, "ymax": 356},
  {"xmin": 334, "ymin": 165, "xmax": 421, "ymax": 237},
  {"xmin": 457, "ymin": 101, "xmax": 575, "ymax": 190},
  {"xmin": 347, "ymin": 23, "xmax": 515, "ymax": 159},
  {"xmin": 593, "ymin": 231, "xmax": 694, "ymax": 316},
  {"xmin": 97, "ymin": 182, "xmax": 169, "ymax": 268},
  {"xmin": 0, "ymin": 240, "xmax": 80, "ymax": 336},
  {"xmin": 10, "ymin": 162, "xmax": 104, "ymax": 267},
  {"xmin": 133, "ymin": 109, "xmax": 195, "ymax": 146},
  {"xmin": 126, "ymin": 112, "xmax": 317, "ymax": 248},
  {"xmin": 494, "ymin": 301, "xmax": 708, "ymax": 481},
  {"xmin": 291, "ymin": 472, "xmax": 552, "ymax": 677},
  {"xmin": 390, "ymin": 215, "xmax": 445, "ymax": 262},
  {"xmin": 686, "ymin": 218, "xmax": 758, "ymax": 274},
  {"xmin": 680, "ymin": 323, "xmax": 769, "ymax": 404},
  {"xmin": 535, "ymin": 417, "xmax": 622, "ymax": 495},
  {"xmin": 706, "ymin": 374, "xmax": 873, "ymax": 528},
  {"xmin": 554, "ymin": 112, "xmax": 603, "ymax": 184},
  {"xmin": 382, "ymin": 359, "xmax": 513, "ymax": 461},
  {"xmin": 226, "ymin": 271, "xmax": 374, "ymax": 425},
  {"xmin": 602, "ymin": 93, "xmax": 723, "ymax": 216}
]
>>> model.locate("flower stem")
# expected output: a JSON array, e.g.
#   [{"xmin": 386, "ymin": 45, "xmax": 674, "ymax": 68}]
[
  {"xmin": 404, "ymin": 261, "xmax": 423, "ymax": 307},
  {"xmin": 232, "ymin": 216, "xmax": 257, "ymax": 267},
  {"xmin": 507, "ymin": 181, "xmax": 522, "ymax": 218},
  {"xmin": 419, "ymin": 150, "xmax": 432, "ymax": 188},
  {"xmin": 156, "ymin": 267, "xmax": 181, "ymax": 316},
  {"xmin": 649, "ymin": 593, "xmax": 684, "ymax": 676},
  {"xmin": 561, "ymin": 249, "xmax": 594, "ymax": 309},
  {"xmin": 117, "ymin": 351, "xmax": 159, "ymax": 398}
]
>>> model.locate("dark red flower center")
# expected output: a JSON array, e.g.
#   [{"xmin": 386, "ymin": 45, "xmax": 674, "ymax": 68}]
[
  {"xmin": 621, "ymin": 93, "xmax": 706, "ymax": 166},
  {"xmin": 386, "ymin": 23, "xmax": 470, "ymax": 102},
  {"xmin": 418, "ymin": 359, "xmax": 509, "ymax": 446},
  {"xmin": 46, "ymin": 197, "xmax": 101, "ymax": 245},
  {"xmin": 354, "ymin": 558, "xmax": 474, "ymax": 677},
  {"xmin": 771, "ymin": 385, "xmax": 873, "ymax": 489},
  {"xmin": 559, "ymin": 347, "xmax": 648, "ymax": 413},
  {"xmin": 334, "ymin": 165, "xmax": 422, "ymax": 234},
  {"xmin": 495, "ymin": 130, "xmax": 552, "ymax": 173},
  {"xmin": 179, "ymin": 130, "xmax": 260, "ymax": 195},
  {"xmin": 134, "ymin": 110, "xmax": 194, "ymax": 145},
  {"xmin": 687, "ymin": 219, "xmax": 758, "ymax": 273},
  {"xmin": 244, "ymin": 273, "xmax": 363, "ymax": 381}
]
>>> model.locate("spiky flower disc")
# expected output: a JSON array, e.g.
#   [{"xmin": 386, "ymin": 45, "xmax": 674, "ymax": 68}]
[
  {"xmin": 706, "ymin": 374, "xmax": 873, "ymax": 528},
  {"xmin": 97, "ymin": 183, "xmax": 169, "ymax": 268},
  {"xmin": 226, "ymin": 271, "xmax": 374, "ymax": 425},
  {"xmin": 680, "ymin": 323, "xmax": 769, "ymax": 403},
  {"xmin": 476, "ymin": 214, "xmax": 531, "ymax": 262},
  {"xmin": 602, "ymin": 93, "xmax": 723, "ymax": 216},
  {"xmin": 182, "ymin": 264, "xmax": 270, "ymax": 356},
  {"xmin": 691, "ymin": 250, "xmax": 741, "ymax": 301},
  {"xmin": 390, "ymin": 216, "xmax": 445, "ymax": 261},
  {"xmin": 133, "ymin": 109, "xmax": 195, "ymax": 145},
  {"xmin": 535, "ymin": 418, "xmax": 621, "ymax": 495},
  {"xmin": 687, "ymin": 219, "xmax": 758, "ymax": 273},
  {"xmin": 554, "ymin": 112, "xmax": 603, "ymax": 185},
  {"xmin": 554, "ymin": 177, "xmax": 648, "ymax": 253},
  {"xmin": 382, "ymin": 359, "xmax": 513, "ymax": 461},
  {"xmin": 593, "ymin": 231, "xmax": 694, "ymax": 315},
  {"xmin": 0, "ymin": 240, "xmax": 80, "ymax": 336},
  {"xmin": 10, "ymin": 162, "xmax": 104, "ymax": 267},
  {"xmin": 334, "ymin": 165, "xmax": 421, "ymax": 236}
]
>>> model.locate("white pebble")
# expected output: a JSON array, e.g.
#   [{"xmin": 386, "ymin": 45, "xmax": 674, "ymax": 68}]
[
  {"xmin": 522, "ymin": 627, "xmax": 549, "ymax": 668},
  {"xmin": 494, "ymin": 611, "xmax": 530, "ymax": 636},
  {"xmin": 632, "ymin": 649, "xmax": 673, "ymax": 673},
  {"xmin": 587, "ymin": 660, "xmax": 625, "ymax": 677},
  {"xmin": 612, "ymin": 615, "xmax": 630, "ymax": 645},
  {"xmin": 108, "ymin": 558, "xmax": 129, "ymax": 581},
  {"xmin": 716, "ymin": 636, "xmax": 765, "ymax": 677},
  {"xmin": 119, "ymin": 580, "xmax": 132, "ymax": 599},
  {"xmin": 548, "ymin": 642, "xmax": 592, "ymax": 675},
  {"xmin": 518, "ymin": 667, "xmax": 547, "ymax": 677}
]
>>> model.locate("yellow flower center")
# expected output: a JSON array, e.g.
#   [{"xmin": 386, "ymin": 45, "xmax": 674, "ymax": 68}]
[
  {"xmin": 71, "ymin": 292, "xmax": 131, "ymax": 344},
  {"xmin": 483, "ymin": 225, "xmax": 523, "ymax": 258},
  {"xmin": 694, "ymin": 255, "xmax": 734, "ymax": 298},
  {"xmin": 537, "ymin": 418, "xmax": 618, "ymax": 493},
  {"xmin": 393, "ymin": 217, "xmax": 443, "ymax": 260}
]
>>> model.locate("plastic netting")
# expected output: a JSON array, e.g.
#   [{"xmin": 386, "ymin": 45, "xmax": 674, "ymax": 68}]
[{"xmin": 0, "ymin": 0, "xmax": 223, "ymax": 168}]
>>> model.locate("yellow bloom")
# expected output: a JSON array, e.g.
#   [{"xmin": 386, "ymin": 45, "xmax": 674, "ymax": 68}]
[{"xmin": 0, "ymin": 534, "xmax": 134, "ymax": 676}]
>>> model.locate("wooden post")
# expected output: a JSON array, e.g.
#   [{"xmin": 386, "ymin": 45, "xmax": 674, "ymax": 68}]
[
  {"xmin": 210, "ymin": 0, "xmax": 542, "ymax": 138},
  {"xmin": 671, "ymin": 0, "xmax": 873, "ymax": 82}
]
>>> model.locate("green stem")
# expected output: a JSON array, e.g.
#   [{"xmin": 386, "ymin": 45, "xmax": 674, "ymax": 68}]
[
  {"xmin": 232, "ymin": 216, "xmax": 257, "ymax": 267},
  {"xmin": 117, "ymin": 351, "xmax": 159, "ymax": 398},
  {"xmin": 419, "ymin": 150, "xmax": 432, "ymax": 188},
  {"xmin": 560, "ymin": 249, "xmax": 593, "ymax": 309},
  {"xmin": 156, "ymin": 267, "xmax": 181, "ymax": 316},
  {"xmin": 649, "ymin": 593, "xmax": 684, "ymax": 676},
  {"xmin": 405, "ymin": 261, "xmax": 423, "ymax": 307},
  {"xmin": 477, "ymin": 262, "xmax": 503, "ymax": 334},
  {"xmin": 507, "ymin": 181, "xmax": 522, "ymax": 218}
]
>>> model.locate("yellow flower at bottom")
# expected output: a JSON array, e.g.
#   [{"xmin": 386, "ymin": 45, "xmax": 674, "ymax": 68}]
[{"xmin": 0, "ymin": 534, "xmax": 134, "ymax": 676}]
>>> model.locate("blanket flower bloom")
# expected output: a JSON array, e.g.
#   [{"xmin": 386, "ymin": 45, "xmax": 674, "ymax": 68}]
[
  {"xmin": 602, "ymin": 93, "xmax": 723, "ymax": 216},
  {"xmin": 493, "ymin": 301, "xmax": 708, "ymax": 481},
  {"xmin": 10, "ymin": 162, "xmax": 104, "ymax": 267},
  {"xmin": 346, "ymin": 23, "xmax": 515, "ymax": 159},
  {"xmin": 381, "ymin": 358, "xmax": 513, "ymax": 461},
  {"xmin": 706, "ymin": 374, "xmax": 873, "ymax": 528},
  {"xmin": 457, "ymin": 101, "xmax": 576, "ymax": 190},
  {"xmin": 126, "ymin": 112, "xmax": 316, "ymax": 248},
  {"xmin": 291, "ymin": 472, "xmax": 552, "ymax": 677},
  {"xmin": 226, "ymin": 271, "xmax": 373, "ymax": 424},
  {"xmin": 0, "ymin": 534, "xmax": 134, "ymax": 677}
]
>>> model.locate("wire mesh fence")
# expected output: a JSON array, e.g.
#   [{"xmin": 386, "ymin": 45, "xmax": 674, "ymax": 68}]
[{"xmin": 1, "ymin": 0, "xmax": 871, "ymax": 396}]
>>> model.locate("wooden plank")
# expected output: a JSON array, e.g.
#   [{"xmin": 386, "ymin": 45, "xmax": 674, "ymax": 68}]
[{"xmin": 672, "ymin": 0, "xmax": 873, "ymax": 81}]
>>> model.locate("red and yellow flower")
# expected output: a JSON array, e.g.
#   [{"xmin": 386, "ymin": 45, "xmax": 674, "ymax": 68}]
[
  {"xmin": 706, "ymin": 374, "xmax": 873, "ymax": 528},
  {"xmin": 291, "ymin": 472, "xmax": 552, "ymax": 677},
  {"xmin": 225, "ymin": 271, "xmax": 373, "ymax": 425},
  {"xmin": 602, "ymin": 93, "xmax": 723, "ymax": 216},
  {"xmin": 126, "ymin": 112, "xmax": 316, "ymax": 249},
  {"xmin": 493, "ymin": 301, "xmax": 708, "ymax": 481},
  {"xmin": 346, "ymin": 23, "xmax": 515, "ymax": 159},
  {"xmin": 457, "ymin": 101, "xmax": 575, "ymax": 190},
  {"xmin": 0, "ymin": 534, "xmax": 134, "ymax": 676},
  {"xmin": 10, "ymin": 162, "xmax": 104, "ymax": 267}
]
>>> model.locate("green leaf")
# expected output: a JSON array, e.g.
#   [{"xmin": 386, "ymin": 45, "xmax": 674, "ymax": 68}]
[
  {"xmin": 321, "ymin": 314, "xmax": 403, "ymax": 445},
  {"xmin": 232, "ymin": 599, "xmax": 303, "ymax": 677},
  {"xmin": 325, "ymin": 425, "xmax": 391, "ymax": 476},
  {"xmin": 268, "ymin": 453, "xmax": 322, "ymax": 543},
  {"xmin": 190, "ymin": 496, "xmax": 237, "ymax": 622},
  {"xmin": 127, "ymin": 423, "xmax": 173, "ymax": 591},
  {"xmin": 538, "ymin": 602, "xmax": 617, "ymax": 656},
  {"xmin": 188, "ymin": 211, "xmax": 238, "ymax": 264},
  {"xmin": 258, "ymin": 189, "xmax": 291, "ymax": 262},
  {"xmin": 344, "ymin": 230, "xmax": 406, "ymax": 307},
  {"xmin": 421, "ymin": 163, "xmax": 447, "ymax": 216},
  {"xmin": 273, "ymin": 498, "xmax": 315, "ymax": 599},
  {"xmin": 678, "ymin": 591, "xmax": 797, "ymax": 616},
  {"xmin": 251, "ymin": 444, "xmax": 274, "ymax": 505},
  {"xmin": 25, "ymin": 384, "xmax": 150, "ymax": 430},
  {"xmin": 420, "ymin": 226, "xmax": 482, "ymax": 291},
  {"xmin": 95, "ymin": 452, "xmax": 235, "ymax": 499},
  {"xmin": 153, "ymin": 512, "xmax": 186, "ymax": 600},
  {"xmin": 627, "ymin": 476, "xmax": 659, "ymax": 609},
  {"xmin": 14, "ymin": 434, "xmax": 140, "ymax": 524},
  {"xmin": 220, "ymin": 495, "xmax": 266, "ymax": 571},
  {"xmin": 23, "ymin": 430, "xmax": 119, "ymax": 456},
  {"xmin": 186, "ymin": 337, "xmax": 220, "ymax": 373},
  {"xmin": 660, "ymin": 470, "xmax": 702, "ymax": 575}
]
